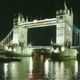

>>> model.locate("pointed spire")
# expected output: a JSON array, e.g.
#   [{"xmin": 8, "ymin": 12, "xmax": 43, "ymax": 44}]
[
  {"xmin": 13, "ymin": 14, "xmax": 18, "ymax": 26},
  {"xmin": 21, "ymin": 14, "xmax": 25, "ymax": 22},
  {"xmin": 18, "ymin": 13, "xmax": 25, "ymax": 24},
  {"xmin": 64, "ymin": 0, "xmax": 68, "ymax": 14},
  {"xmin": 60, "ymin": 9, "xmax": 63, "ymax": 13},
  {"xmin": 68, "ymin": 9, "xmax": 70, "ymax": 14},
  {"xmin": 56, "ymin": 11, "xmax": 58, "ymax": 15},
  {"xmin": 64, "ymin": 0, "xmax": 67, "ymax": 10},
  {"xmin": 18, "ymin": 13, "xmax": 21, "ymax": 24},
  {"xmin": 71, "ymin": 7, "xmax": 73, "ymax": 15},
  {"xmin": 26, "ymin": 16, "xmax": 28, "ymax": 22}
]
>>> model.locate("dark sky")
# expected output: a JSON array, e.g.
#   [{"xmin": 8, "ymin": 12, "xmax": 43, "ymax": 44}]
[
  {"xmin": 0, "ymin": 0, "xmax": 80, "ymax": 40},
  {"xmin": 28, "ymin": 26, "xmax": 56, "ymax": 46}
]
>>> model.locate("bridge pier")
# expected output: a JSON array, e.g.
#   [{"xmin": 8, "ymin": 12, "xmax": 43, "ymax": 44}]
[{"xmin": 50, "ymin": 45, "xmax": 77, "ymax": 61}]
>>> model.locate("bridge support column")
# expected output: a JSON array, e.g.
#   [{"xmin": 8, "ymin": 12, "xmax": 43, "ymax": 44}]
[{"xmin": 18, "ymin": 27, "xmax": 28, "ymax": 54}]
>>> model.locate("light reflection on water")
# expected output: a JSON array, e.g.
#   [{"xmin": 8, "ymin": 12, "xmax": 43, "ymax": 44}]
[{"xmin": 0, "ymin": 56, "xmax": 80, "ymax": 80}]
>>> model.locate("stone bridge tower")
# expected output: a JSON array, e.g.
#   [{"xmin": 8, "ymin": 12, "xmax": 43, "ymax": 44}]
[
  {"xmin": 56, "ymin": 1, "xmax": 73, "ymax": 46},
  {"xmin": 12, "ymin": 14, "xmax": 28, "ymax": 53}
]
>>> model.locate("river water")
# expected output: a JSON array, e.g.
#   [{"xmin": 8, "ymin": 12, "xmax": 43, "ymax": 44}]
[{"xmin": 0, "ymin": 56, "xmax": 80, "ymax": 80}]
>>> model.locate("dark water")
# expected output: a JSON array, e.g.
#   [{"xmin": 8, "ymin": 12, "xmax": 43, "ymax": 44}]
[{"xmin": 0, "ymin": 56, "xmax": 80, "ymax": 80}]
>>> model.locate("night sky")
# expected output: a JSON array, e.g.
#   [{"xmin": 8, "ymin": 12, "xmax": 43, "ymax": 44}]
[
  {"xmin": 0, "ymin": 0, "xmax": 80, "ymax": 40},
  {"xmin": 28, "ymin": 26, "xmax": 56, "ymax": 46}
]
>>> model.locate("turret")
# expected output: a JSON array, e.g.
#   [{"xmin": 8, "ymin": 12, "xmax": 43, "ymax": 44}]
[
  {"xmin": 13, "ymin": 13, "xmax": 29, "ymax": 26},
  {"xmin": 18, "ymin": 13, "xmax": 25, "ymax": 24},
  {"xmin": 13, "ymin": 14, "xmax": 18, "ymax": 26},
  {"xmin": 56, "ymin": 0, "xmax": 73, "ymax": 46},
  {"xmin": 25, "ymin": 16, "xmax": 28, "ymax": 22}
]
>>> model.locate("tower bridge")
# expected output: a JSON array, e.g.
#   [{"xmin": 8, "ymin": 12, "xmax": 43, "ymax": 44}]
[{"xmin": 0, "ymin": 1, "xmax": 80, "ymax": 56}]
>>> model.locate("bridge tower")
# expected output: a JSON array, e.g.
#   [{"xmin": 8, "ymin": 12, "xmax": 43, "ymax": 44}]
[
  {"xmin": 12, "ymin": 14, "xmax": 28, "ymax": 53},
  {"xmin": 56, "ymin": 0, "xmax": 73, "ymax": 46}
]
